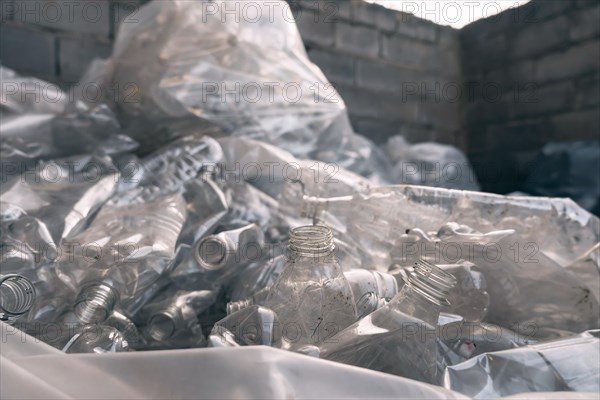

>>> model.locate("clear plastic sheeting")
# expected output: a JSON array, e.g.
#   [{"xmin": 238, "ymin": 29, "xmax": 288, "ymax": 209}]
[
  {"xmin": 1, "ymin": 321, "xmax": 468, "ymax": 400},
  {"xmin": 444, "ymin": 330, "xmax": 600, "ymax": 399},
  {"xmin": 303, "ymin": 185, "xmax": 599, "ymax": 268}
]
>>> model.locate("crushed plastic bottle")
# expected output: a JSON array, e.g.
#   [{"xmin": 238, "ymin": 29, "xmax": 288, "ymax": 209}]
[
  {"xmin": 320, "ymin": 259, "xmax": 456, "ymax": 385},
  {"xmin": 62, "ymin": 324, "xmax": 130, "ymax": 354},
  {"xmin": 57, "ymin": 192, "xmax": 187, "ymax": 300},
  {"xmin": 264, "ymin": 225, "xmax": 357, "ymax": 348},
  {"xmin": 143, "ymin": 289, "xmax": 216, "ymax": 344},
  {"xmin": 170, "ymin": 223, "xmax": 264, "ymax": 290},
  {"xmin": 0, "ymin": 209, "xmax": 55, "ymax": 273},
  {"xmin": 104, "ymin": 311, "xmax": 140, "ymax": 347}
]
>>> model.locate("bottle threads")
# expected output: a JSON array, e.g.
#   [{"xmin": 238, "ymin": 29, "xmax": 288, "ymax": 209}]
[
  {"xmin": 0, "ymin": 274, "xmax": 36, "ymax": 318},
  {"xmin": 404, "ymin": 259, "xmax": 457, "ymax": 307},
  {"xmin": 288, "ymin": 225, "xmax": 335, "ymax": 258},
  {"xmin": 74, "ymin": 283, "xmax": 119, "ymax": 324}
]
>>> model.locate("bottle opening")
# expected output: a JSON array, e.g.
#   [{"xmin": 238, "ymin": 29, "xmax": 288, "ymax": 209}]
[
  {"xmin": 0, "ymin": 274, "xmax": 36, "ymax": 317},
  {"xmin": 404, "ymin": 259, "xmax": 457, "ymax": 307},
  {"xmin": 196, "ymin": 237, "xmax": 227, "ymax": 270},
  {"xmin": 288, "ymin": 225, "xmax": 336, "ymax": 258},
  {"xmin": 148, "ymin": 312, "xmax": 177, "ymax": 341}
]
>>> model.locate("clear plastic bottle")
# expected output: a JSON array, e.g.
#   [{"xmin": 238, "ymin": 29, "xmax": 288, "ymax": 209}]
[
  {"xmin": 391, "ymin": 261, "xmax": 490, "ymax": 323},
  {"xmin": 145, "ymin": 290, "xmax": 216, "ymax": 342},
  {"xmin": 170, "ymin": 224, "xmax": 264, "ymax": 290},
  {"xmin": 320, "ymin": 259, "xmax": 456, "ymax": 385},
  {"xmin": 0, "ymin": 274, "xmax": 36, "ymax": 324},
  {"xmin": 139, "ymin": 135, "xmax": 223, "ymax": 195},
  {"xmin": 104, "ymin": 311, "xmax": 141, "ymax": 348},
  {"xmin": 264, "ymin": 225, "xmax": 357, "ymax": 348},
  {"xmin": 227, "ymin": 268, "xmax": 398, "ymax": 319},
  {"xmin": 62, "ymin": 324, "xmax": 129, "ymax": 354},
  {"xmin": 73, "ymin": 280, "xmax": 120, "ymax": 325}
]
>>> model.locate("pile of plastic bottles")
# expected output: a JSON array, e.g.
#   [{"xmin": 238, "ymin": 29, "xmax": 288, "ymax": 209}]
[{"xmin": 1, "ymin": 1, "xmax": 599, "ymax": 398}]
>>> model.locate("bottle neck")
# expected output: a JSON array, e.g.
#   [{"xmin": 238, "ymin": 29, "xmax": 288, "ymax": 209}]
[
  {"xmin": 287, "ymin": 225, "xmax": 336, "ymax": 261},
  {"xmin": 74, "ymin": 283, "xmax": 119, "ymax": 325},
  {"xmin": 226, "ymin": 298, "xmax": 253, "ymax": 315},
  {"xmin": 195, "ymin": 236, "xmax": 230, "ymax": 271},
  {"xmin": 0, "ymin": 274, "xmax": 36, "ymax": 322},
  {"xmin": 390, "ymin": 260, "xmax": 456, "ymax": 326},
  {"xmin": 148, "ymin": 306, "xmax": 183, "ymax": 341}
]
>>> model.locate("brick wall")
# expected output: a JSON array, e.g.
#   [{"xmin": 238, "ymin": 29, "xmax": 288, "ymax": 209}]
[
  {"xmin": 0, "ymin": 0, "xmax": 146, "ymax": 82},
  {"xmin": 461, "ymin": 0, "xmax": 600, "ymax": 193},
  {"xmin": 294, "ymin": 0, "xmax": 463, "ymax": 146}
]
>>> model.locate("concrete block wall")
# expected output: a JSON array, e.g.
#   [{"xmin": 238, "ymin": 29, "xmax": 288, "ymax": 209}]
[
  {"xmin": 461, "ymin": 0, "xmax": 600, "ymax": 193},
  {"xmin": 0, "ymin": 0, "xmax": 147, "ymax": 83},
  {"xmin": 294, "ymin": 0, "xmax": 463, "ymax": 146},
  {"xmin": 0, "ymin": 0, "xmax": 463, "ymax": 148}
]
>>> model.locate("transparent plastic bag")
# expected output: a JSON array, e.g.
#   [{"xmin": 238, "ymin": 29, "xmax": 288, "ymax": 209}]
[{"xmin": 85, "ymin": 0, "xmax": 391, "ymax": 181}]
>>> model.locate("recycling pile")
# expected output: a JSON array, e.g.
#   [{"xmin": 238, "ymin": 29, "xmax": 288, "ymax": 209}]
[{"xmin": 1, "ymin": 1, "xmax": 598, "ymax": 399}]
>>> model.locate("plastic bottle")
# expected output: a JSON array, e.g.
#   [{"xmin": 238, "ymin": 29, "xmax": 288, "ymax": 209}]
[
  {"xmin": 264, "ymin": 225, "xmax": 357, "ymax": 348},
  {"xmin": 73, "ymin": 280, "xmax": 120, "ymax": 325},
  {"xmin": 145, "ymin": 290, "xmax": 216, "ymax": 342},
  {"xmin": 104, "ymin": 311, "xmax": 141, "ymax": 347},
  {"xmin": 227, "ymin": 268, "xmax": 398, "ymax": 319},
  {"xmin": 62, "ymin": 324, "xmax": 129, "ymax": 353},
  {"xmin": 320, "ymin": 259, "xmax": 456, "ymax": 385},
  {"xmin": 171, "ymin": 224, "xmax": 264, "ymax": 290},
  {"xmin": 0, "ymin": 274, "xmax": 36, "ymax": 324}
]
